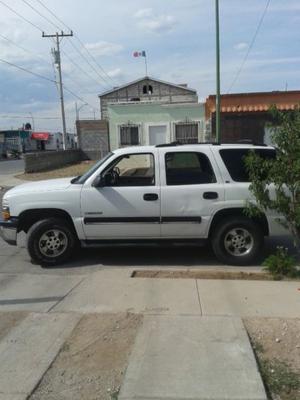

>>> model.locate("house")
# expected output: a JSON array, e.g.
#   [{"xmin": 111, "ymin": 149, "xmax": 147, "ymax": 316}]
[
  {"xmin": 206, "ymin": 90, "xmax": 300, "ymax": 143},
  {"xmin": 108, "ymin": 102, "xmax": 205, "ymax": 150},
  {"xmin": 99, "ymin": 76, "xmax": 198, "ymax": 119}
]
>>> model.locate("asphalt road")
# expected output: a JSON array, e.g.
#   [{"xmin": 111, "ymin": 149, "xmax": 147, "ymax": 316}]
[{"xmin": 0, "ymin": 159, "xmax": 24, "ymax": 175}]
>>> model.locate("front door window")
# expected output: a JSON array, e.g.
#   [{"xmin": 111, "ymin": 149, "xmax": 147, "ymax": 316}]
[{"xmin": 104, "ymin": 153, "xmax": 155, "ymax": 186}]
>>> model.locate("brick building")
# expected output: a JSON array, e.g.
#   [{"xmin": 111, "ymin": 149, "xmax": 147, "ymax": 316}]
[
  {"xmin": 99, "ymin": 76, "xmax": 198, "ymax": 119},
  {"xmin": 206, "ymin": 90, "xmax": 300, "ymax": 143}
]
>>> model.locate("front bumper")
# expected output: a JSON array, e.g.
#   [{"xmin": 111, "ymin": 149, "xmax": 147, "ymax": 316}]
[{"xmin": 0, "ymin": 217, "xmax": 18, "ymax": 246}]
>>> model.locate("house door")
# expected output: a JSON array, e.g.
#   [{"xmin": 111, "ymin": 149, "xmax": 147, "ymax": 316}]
[{"xmin": 149, "ymin": 125, "xmax": 167, "ymax": 146}]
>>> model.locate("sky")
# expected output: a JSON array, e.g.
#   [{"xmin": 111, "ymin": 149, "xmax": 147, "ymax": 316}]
[{"xmin": 0, "ymin": 0, "xmax": 299, "ymax": 132}]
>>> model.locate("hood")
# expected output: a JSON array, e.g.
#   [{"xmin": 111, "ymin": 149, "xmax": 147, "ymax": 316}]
[{"xmin": 5, "ymin": 177, "xmax": 75, "ymax": 197}]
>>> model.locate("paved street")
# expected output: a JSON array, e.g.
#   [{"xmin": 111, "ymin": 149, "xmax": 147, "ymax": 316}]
[{"xmin": 0, "ymin": 159, "xmax": 24, "ymax": 175}]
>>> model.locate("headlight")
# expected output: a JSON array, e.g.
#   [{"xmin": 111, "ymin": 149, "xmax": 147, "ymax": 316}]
[{"xmin": 2, "ymin": 198, "xmax": 10, "ymax": 220}]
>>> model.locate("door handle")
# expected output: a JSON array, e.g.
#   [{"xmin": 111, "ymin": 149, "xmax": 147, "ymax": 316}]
[
  {"xmin": 203, "ymin": 192, "xmax": 218, "ymax": 200},
  {"xmin": 143, "ymin": 193, "xmax": 159, "ymax": 201}
]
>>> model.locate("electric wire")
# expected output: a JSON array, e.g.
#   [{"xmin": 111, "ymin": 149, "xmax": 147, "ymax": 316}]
[
  {"xmin": 227, "ymin": 0, "xmax": 272, "ymax": 93},
  {"xmin": 0, "ymin": 0, "xmax": 43, "ymax": 32},
  {"xmin": 20, "ymin": 0, "xmax": 61, "ymax": 31},
  {"xmin": 34, "ymin": 0, "xmax": 115, "ymax": 86},
  {"xmin": 0, "ymin": 57, "xmax": 96, "ymax": 110}
]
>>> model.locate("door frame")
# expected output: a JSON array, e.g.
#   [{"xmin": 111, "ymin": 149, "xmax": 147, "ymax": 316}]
[{"xmin": 145, "ymin": 122, "xmax": 169, "ymax": 145}]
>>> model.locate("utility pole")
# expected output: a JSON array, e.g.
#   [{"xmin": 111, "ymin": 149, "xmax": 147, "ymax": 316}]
[
  {"xmin": 215, "ymin": 0, "xmax": 221, "ymax": 143},
  {"xmin": 42, "ymin": 31, "xmax": 73, "ymax": 150}
]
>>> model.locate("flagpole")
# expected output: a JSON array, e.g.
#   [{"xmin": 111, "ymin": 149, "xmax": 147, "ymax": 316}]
[{"xmin": 144, "ymin": 54, "xmax": 148, "ymax": 76}]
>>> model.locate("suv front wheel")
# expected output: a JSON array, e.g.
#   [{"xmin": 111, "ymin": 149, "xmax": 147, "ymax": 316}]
[
  {"xmin": 27, "ymin": 218, "xmax": 77, "ymax": 266},
  {"xmin": 211, "ymin": 217, "xmax": 264, "ymax": 266}
]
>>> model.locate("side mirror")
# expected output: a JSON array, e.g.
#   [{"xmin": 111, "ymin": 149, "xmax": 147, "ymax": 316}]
[{"xmin": 92, "ymin": 175, "xmax": 105, "ymax": 188}]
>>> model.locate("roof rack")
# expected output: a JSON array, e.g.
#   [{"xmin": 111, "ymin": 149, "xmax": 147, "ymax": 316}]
[
  {"xmin": 155, "ymin": 141, "xmax": 182, "ymax": 148},
  {"xmin": 155, "ymin": 140, "xmax": 267, "ymax": 148}
]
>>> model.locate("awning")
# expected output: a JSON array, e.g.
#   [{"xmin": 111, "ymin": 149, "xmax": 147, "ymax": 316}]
[{"xmin": 31, "ymin": 132, "xmax": 50, "ymax": 140}]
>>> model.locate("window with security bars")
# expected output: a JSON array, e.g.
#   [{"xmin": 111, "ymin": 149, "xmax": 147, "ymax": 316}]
[
  {"xmin": 175, "ymin": 123, "xmax": 199, "ymax": 144},
  {"xmin": 120, "ymin": 126, "xmax": 139, "ymax": 146}
]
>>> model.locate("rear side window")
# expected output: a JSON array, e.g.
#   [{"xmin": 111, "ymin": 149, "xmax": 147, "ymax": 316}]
[
  {"xmin": 165, "ymin": 152, "xmax": 216, "ymax": 185},
  {"xmin": 219, "ymin": 149, "xmax": 276, "ymax": 182}
]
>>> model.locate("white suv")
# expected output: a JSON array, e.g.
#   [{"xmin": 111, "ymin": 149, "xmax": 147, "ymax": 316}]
[{"xmin": 0, "ymin": 144, "xmax": 287, "ymax": 266}]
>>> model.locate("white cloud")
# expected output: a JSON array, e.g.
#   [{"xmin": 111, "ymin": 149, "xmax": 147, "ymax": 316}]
[
  {"xmin": 107, "ymin": 68, "xmax": 123, "ymax": 79},
  {"xmin": 137, "ymin": 14, "xmax": 177, "ymax": 34},
  {"xmin": 134, "ymin": 8, "xmax": 153, "ymax": 19},
  {"xmin": 234, "ymin": 42, "xmax": 248, "ymax": 51},
  {"xmin": 85, "ymin": 41, "xmax": 123, "ymax": 56}
]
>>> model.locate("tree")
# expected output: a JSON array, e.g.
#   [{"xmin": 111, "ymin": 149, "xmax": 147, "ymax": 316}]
[{"xmin": 245, "ymin": 106, "xmax": 300, "ymax": 250}]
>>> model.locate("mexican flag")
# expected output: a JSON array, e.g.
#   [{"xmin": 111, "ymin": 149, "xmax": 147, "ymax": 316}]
[{"xmin": 133, "ymin": 51, "xmax": 146, "ymax": 58}]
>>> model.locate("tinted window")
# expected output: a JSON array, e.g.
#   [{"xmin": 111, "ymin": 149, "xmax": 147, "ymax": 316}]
[
  {"xmin": 165, "ymin": 152, "xmax": 216, "ymax": 185},
  {"xmin": 220, "ymin": 149, "xmax": 276, "ymax": 182},
  {"xmin": 105, "ymin": 153, "xmax": 155, "ymax": 186}
]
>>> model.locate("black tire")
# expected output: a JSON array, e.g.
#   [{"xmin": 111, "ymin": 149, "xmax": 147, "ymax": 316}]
[
  {"xmin": 27, "ymin": 218, "xmax": 77, "ymax": 266},
  {"xmin": 211, "ymin": 216, "xmax": 264, "ymax": 266}
]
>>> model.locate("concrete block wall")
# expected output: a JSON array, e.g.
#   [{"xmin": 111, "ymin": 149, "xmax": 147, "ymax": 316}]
[
  {"xmin": 76, "ymin": 120, "xmax": 109, "ymax": 160},
  {"xmin": 100, "ymin": 79, "xmax": 198, "ymax": 119},
  {"xmin": 24, "ymin": 149, "xmax": 83, "ymax": 173}
]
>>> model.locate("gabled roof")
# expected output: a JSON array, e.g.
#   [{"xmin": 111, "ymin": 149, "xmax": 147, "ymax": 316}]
[{"xmin": 99, "ymin": 76, "xmax": 197, "ymax": 97}]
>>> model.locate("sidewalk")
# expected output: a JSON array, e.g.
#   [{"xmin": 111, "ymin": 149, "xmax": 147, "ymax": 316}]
[
  {"xmin": 0, "ymin": 269, "xmax": 299, "ymax": 399},
  {"xmin": 0, "ymin": 174, "xmax": 25, "ymax": 187}
]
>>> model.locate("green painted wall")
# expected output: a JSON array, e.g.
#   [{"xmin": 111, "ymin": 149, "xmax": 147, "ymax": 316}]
[{"xmin": 108, "ymin": 102, "xmax": 205, "ymax": 150}]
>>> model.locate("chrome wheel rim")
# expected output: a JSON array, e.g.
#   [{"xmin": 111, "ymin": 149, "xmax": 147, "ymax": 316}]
[
  {"xmin": 224, "ymin": 228, "xmax": 254, "ymax": 257},
  {"xmin": 39, "ymin": 229, "xmax": 68, "ymax": 258}
]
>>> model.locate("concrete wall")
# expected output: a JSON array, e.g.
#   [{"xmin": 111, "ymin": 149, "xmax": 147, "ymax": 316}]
[
  {"xmin": 100, "ymin": 78, "xmax": 198, "ymax": 119},
  {"xmin": 76, "ymin": 120, "xmax": 109, "ymax": 160},
  {"xmin": 108, "ymin": 102, "xmax": 205, "ymax": 150},
  {"xmin": 24, "ymin": 149, "xmax": 83, "ymax": 173}
]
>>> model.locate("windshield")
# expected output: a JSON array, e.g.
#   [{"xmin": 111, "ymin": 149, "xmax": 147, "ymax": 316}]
[{"xmin": 73, "ymin": 152, "xmax": 113, "ymax": 184}]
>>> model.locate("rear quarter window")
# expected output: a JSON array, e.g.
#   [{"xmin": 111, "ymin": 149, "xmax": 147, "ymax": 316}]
[{"xmin": 219, "ymin": 148, "xmax": 276, "ymax": 182}]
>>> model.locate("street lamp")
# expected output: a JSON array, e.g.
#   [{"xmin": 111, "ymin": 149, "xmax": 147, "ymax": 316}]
[
  {"xmin": 75, "ymin": 102, "xmax": 88, "ymax": 120},
  {"xmin": 215, "ymin": 0, "xmax": 221, "ymax": 143},
  {"xmin": 29, "ymin": 112, "xmax": 35, "ymax": 131}
]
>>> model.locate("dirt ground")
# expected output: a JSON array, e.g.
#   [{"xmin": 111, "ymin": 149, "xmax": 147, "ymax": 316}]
[
  {"xmin": 17, "ymin": 160, "xmax": 96, "ymax": 181},
  {"xmin": 30, "ymin": 313, "xmax": 142, "ymax": 400},
  {"xmin": 244, "ymin": 318, "xmax": 300, "ymax": 400},
  {"xmin": 133, "ymin": 269, "xmax": 275, "ymax": 280}
]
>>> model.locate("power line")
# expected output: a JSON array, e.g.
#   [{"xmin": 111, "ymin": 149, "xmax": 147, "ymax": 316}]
[
  {"xmin": 20, "ymin": 0, "xmax": 61, "ymax": 31},
  {"xmin": 0, "ymin": 57, "xmax": 96, "ymax": 109},
  {"xmin": 2, "ymin": 0, "xmax": 114, "ymax": 89},
  {"xmin": 0, "ymin": 0, "xmax": 106, "ymax": 92},
  {"xmin": 35, "ymin": 0, "xmax": 72, "ymax": 31},
  {"xmin": 0, "ymin": 0, "xmax": 43, "ymax": 32},
  {"xmin": 74, "ymin": 36, "xmax": 116, "ymax": 85},
  {"xmin": 0, "ymin": 57, "xmax": 56, "ymax": 83},
  {"xmin": 0, "ymin": 115, "xmax": 71, "ymax": 120},
  {"xmin": 227, "ymin": 0, "xmax": 271, "ymax": 93},
  {"xmin": 0, "ymin": 32, "xmax": 97, "ymax": 99},
  {"xmin": 34, "ymin": 0, "xmax": 115, "ymax": 86},
  {"xmin": 67, "ymin": 40, "xmax": 112, "ymax": 89},
  {"xmin": 0, "ymin": 33, "xmax": 52, "ymax": 67},
  {"xmin": 61, "ymin": 49, "xmax": 106, "ymax": 88}
]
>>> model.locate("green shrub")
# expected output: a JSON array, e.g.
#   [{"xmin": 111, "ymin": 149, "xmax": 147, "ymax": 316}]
[{"xmin": 263, "ymin": 246, "xmax": 299, "ymax": 279}]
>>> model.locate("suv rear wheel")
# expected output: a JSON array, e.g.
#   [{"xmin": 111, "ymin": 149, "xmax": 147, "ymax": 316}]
[
  {"xmin": 27, "ymin": 218, "xmax": 77, "ymax": 266},
  {"xmin": 211, "ymin": 216, "xmax": 264, "ymax": 266}
]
